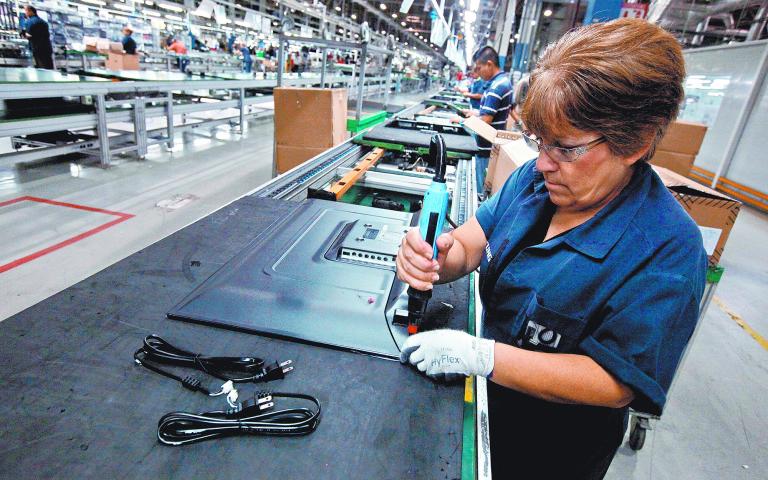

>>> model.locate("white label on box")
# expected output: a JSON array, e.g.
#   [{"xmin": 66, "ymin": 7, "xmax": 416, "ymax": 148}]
[{"xmin": 699, "ymin": 226, "xmax": 722, "ymax": 256}]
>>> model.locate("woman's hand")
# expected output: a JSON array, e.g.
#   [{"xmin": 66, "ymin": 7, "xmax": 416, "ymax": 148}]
[{"xmin": 396, "ymin": 228, "xmax": 454, "ymax": 291}]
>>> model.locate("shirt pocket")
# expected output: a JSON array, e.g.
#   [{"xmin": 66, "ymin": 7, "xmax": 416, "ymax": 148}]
[{"xmin": 517, "ymin": 291, "xmax": 587, "ymax": 353}]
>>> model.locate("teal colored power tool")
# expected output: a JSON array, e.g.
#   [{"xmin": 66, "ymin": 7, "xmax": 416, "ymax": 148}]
[{"xmin": 407, "ymin": 133, "xmax": 450, "ymax": 335}]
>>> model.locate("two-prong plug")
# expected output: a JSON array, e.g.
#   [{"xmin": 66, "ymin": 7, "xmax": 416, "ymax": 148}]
[{"xmin": 257, "ymin": 360, "xmax": 294, "ymax": 382}]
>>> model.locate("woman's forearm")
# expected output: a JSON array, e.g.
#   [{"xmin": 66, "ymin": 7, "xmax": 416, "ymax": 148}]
[
  {"xmin": 436, "ymin": 218, "xmax": 487, "ymax": 285},
  {"xmin": 491, "ymin": 343, "xmax": 634, "ymax": 408},
  {"xmin": 436, "ymin": 236, "xmax": 473, "ymax": 284}
]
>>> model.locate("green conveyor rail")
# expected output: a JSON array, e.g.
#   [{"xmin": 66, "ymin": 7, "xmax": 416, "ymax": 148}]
[
  {"xmin": 347, "ymin": 110, "xmax": 388, "ymax": 133},
  {"xmin": 65, "ymin": 50, "xmax": 105, "ymax": 57},
  {"xmin": 707, "ymin": 265, "xmax": 724, "ymax": 284},
  {"xmin": 461, "ymin": 272, "xmax": 478, "ymax": 480},
  {"xmin": 338, "ymin": 185, "xmax": 423, "ymax": 211},
  {"xmin": 354, "ymin": 139, "xmax": 473, "ymax": 160},
  {"xmin": 423, "ymin": 99, "xmax": 469, "ymax": 114}
]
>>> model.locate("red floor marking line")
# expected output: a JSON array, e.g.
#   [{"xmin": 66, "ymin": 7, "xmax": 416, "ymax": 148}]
[
  {"xmin": 0, "ymin": 196, "xmax": 31, "ymax": 208},
  {"xmin": 0, "ymin": 196, "xmax": 135, "ymax": 274}
]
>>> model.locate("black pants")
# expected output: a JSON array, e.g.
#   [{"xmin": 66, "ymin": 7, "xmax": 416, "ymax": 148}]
[
  {"xmin": 33, "ymin": 49, "xmax": 53, "ymax": 70},
  {"xmin": 488, "ymin": 382, "xmax": 627, "ymax": 480}
]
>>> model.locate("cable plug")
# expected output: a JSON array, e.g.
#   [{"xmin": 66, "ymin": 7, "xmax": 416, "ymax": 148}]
[
  {"xmin": 181, "ymin": 375, "xmax": 205, "ymax": 393},
  {"xmin": 257, "ymin": 360, "xmax": 294, "ymax": 382},
  {"xmin": 228, "ymin": 391, "xmax": 274, "ymax": 417}
]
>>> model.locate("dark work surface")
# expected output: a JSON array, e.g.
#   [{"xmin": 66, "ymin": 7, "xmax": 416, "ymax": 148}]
[
  {"xmin": 362, "ymin": 125, "xmax": 479, "ymax": 155},
  {"xmin": 0, "ymin": 196, "xmax": 468, "ymax": 479}
]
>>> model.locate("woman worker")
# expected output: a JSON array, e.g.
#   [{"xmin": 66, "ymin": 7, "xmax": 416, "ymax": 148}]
[{"xmin": 397, "ymin": 19, "xmax": 707, "ymax": 480}]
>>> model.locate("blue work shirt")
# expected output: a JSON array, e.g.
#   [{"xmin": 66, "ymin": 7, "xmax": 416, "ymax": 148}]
[
  {"xmin": 468, "ymin": 78, "xmax": 487, "ymax": 110},
  {"xmin": 241, "ymin": 46, "xmax": 252, "ymax": 61},
  {"xmin": 475, "ymin": 159, "xmax": 707, "ymax": 415},
  {"xmin": 24, "ymin": 15, "xmax": 52, "ymax": 55},
  {"xmin": 476, "ymin": 71, "xmax": 513, "ymax": 156},
  {"xmin": 122, "ymin": 35, "xmax": 137, "ymax": 55}
]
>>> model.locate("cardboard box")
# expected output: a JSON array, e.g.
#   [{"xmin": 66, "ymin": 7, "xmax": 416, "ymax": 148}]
[
  {"xmin": 653, "ymin": 165, "xmax": 741, "ymax": 267},
  {"xmin": 276, "ymin": 144, "xmax": 327, "ymax": 174},
  {"xmin": 650, "ymin": 149, "xmax": 696, "ymax": 176},
  {"xmin": 109, "ymin": 41, "xmax": 124, "ymax": 53},
  {"xmin": 96, "ymin": 39, "xmax": 111, "ymax": 54},
  {"xmin": 106, "ymin": 52, "xmax": 140, "ymax": 71},
  {"xmin": 485, "ymin": 131, "xmax": 524, "ymax": 190},
  {"xmin": 83, "ymin": 36, "xmax": 99, "ymax": 53},
  {"xmin": 657, "ymin": 120, "xmax": 708, "ymax": 156},
  {"xmin": 490, "ymin": 140, "xmax": 538, "ymax": 194},
  {"xmin": 463, "ymin": 116, "xmax": 529, "ymax": 192},
  {"xmin": 273, "ymin": 88, "xmax": 348, "ymax": 148}
]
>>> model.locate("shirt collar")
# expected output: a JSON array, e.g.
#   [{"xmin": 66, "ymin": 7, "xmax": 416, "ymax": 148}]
[
  {"xmin": 487, "ymin": 71, "xmax": 506, "ymax": 85},
  {"xmin": 543, "ymin": 162, "xmax": 652, "ymax": 259}
]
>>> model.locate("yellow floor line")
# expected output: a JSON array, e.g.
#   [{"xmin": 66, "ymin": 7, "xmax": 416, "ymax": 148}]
[{"xmin": 713, "ymin": 296, "xmax": 768, "ymax": 351}]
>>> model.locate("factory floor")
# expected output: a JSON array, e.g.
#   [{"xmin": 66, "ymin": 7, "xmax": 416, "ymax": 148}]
[{"xmin": 1, "ymin": 90, "xmax": 767, "ymax": 479}]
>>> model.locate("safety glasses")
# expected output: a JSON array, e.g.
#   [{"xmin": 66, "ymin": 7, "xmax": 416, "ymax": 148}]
[{"xmin": 521, "ymin": 131, "xmax": 606, "ymax": 163}]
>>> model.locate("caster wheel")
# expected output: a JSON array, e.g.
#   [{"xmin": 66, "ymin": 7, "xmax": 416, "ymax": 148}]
[{"xmin": 629, "ymin": 423, "xmax": 646, "ymax": 450}]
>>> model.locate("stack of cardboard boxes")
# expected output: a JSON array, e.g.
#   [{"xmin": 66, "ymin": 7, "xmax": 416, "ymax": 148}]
[
  {"xmin": 653, "ymin": 166, "xmax": 740, "ymax": 267},
  {"xmin": 650, "ymin": 120, "xmax": 708, "ymax": 177},
  {"xmin": 273, "ymin": 88, "xmax": 349, "ymax": 174},
  {"xmin": 83, "ymin": 36, "xmax": 139, "ymax": 70},
  {"xmin": 463, "ymin": 116, "xmax": 535, "ymax": 195},
  {"xmin": 106, "ymin": 47, "xmax": 140, "ymax": 71}
]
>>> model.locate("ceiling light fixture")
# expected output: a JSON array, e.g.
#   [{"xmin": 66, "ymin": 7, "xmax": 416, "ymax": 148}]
[{"xmin": 157, "ymin": 1, "xmax": 183, "ymax": 12}]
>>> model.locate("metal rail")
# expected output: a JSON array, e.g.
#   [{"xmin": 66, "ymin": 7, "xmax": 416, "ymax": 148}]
[{"xmin": 0, "ymin": 72, "xmax": 391, "ymax": 167}]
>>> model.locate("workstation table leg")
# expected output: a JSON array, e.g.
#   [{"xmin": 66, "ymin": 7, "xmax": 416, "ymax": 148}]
[
  {"xmin": 95, "ymin": 94, "xmax": 111, "ymax": 167},
  {"xmin": 355, "ymin": 44, "xmax": 367, "ymax": 122},
  {"xmin": 134, "ymin": 97, "xmax": 148, "ymax": 160},
  {"xmin": 320, "ymin": 47, "xmax": 327, "ymax": 88},
  {"xmin": 238, "ymin": 88, "xmax": 245, "ymax": 134},
  {"xmin": 165, "ymin": 91, "xmax": 174, "ymax": 149}
]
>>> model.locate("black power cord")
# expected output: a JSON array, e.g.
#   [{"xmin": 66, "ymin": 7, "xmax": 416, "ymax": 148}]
[
  {"xmin": 157, "ymin": 392, "xmax": 322, "ymax": 446},
  {"xmin": 134, "ymin": 335, "xmax": 293, "ymax": 397}
]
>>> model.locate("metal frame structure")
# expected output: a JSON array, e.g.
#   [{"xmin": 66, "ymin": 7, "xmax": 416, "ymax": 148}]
[
  {"xmin": 0, "ymin": 72, "xmax": 394, "ymax": 168},
  {"xmin": 275, "ymin": 34, "xmax": 395, "ymax": 121}
]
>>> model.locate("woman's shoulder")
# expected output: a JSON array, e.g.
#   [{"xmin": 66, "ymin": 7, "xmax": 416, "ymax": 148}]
[{"xmin": 625, "ymin": 166, "xmax": 707, "ymax": 272}]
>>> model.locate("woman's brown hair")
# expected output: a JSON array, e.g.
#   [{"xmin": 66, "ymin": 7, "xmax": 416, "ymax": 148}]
[{"xmin": 522, "ymin": 18, "xmax": 685, "ymax": 161}]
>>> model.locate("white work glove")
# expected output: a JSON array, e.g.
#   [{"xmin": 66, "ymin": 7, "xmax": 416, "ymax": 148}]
[{"xmin": 400, "ymin": 329, "xmax": 495, "ymax": 379}]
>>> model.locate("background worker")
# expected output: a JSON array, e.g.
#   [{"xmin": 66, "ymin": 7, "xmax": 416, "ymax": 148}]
[
  {"xmin": 167, "ymin": 37, "xmax": 188, "ymax": 73},
  {"xmin": 22, "ymin": 5, "xmax": 53, "ymax": 69},
  {"xmin": 461, "ymin": 65, "xmax": 487, "ymax": 111},
  {"xmin": 509, "ymin": 74, "xmax": 530, "ymax": 131},
  {"xmin": 398, "ymin": 19, "xmax": 707, "ymax": 479},
  {"xmin": 121, "ymin": 27, "xmax": 137, "ymax": 55},
  {"xmin": 456, "ymin": 46, "xmax": 512, "ymax": 198},
  {"xmin": 240, "ymin": 42, "xmax": 253, "ymax": 73}
]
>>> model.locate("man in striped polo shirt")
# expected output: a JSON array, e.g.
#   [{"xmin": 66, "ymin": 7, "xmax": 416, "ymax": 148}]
[{"xmin": 469, "ymin": 46, "xmax": 513, "ymax": 199}]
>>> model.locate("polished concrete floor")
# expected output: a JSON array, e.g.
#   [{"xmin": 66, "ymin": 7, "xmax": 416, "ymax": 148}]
[{"xmin": 1, "ymin": 93, "xmax": 766, "ymax": 478}]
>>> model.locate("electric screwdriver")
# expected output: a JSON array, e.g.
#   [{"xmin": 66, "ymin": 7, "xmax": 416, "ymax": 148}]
[{"xmin": 407, "ymin": 133, "xmax": 449, "ymax": 334}]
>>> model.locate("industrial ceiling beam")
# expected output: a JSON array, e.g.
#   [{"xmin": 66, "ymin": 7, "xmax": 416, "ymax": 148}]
[{"xmin": 350, "ymin": 0, "xmax": 451, "ymax": 62}]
